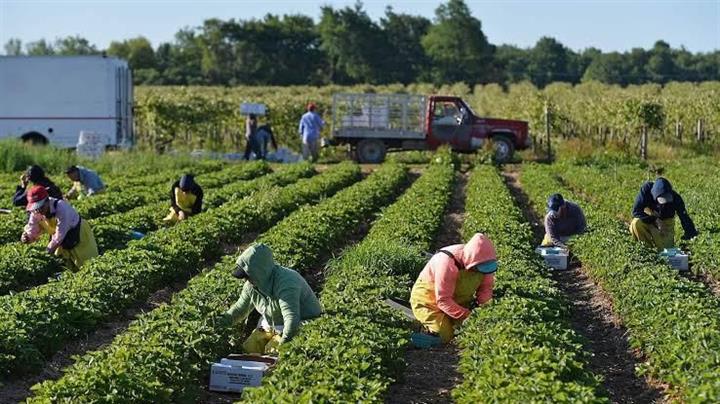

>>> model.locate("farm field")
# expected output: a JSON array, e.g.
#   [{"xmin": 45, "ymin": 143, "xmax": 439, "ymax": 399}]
[{"xmin": 0, "ymin": 148, "xmax": 718, "ymax": 403}]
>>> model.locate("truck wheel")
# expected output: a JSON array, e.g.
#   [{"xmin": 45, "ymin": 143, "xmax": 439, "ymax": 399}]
[
  {"xmin": 21, "ymin": 132, "xmax": 49, "ymax": 146},
  {"xmin": 357, "ymin": 139, "xmax": 387, "ymax": 164},
  {"xmin": 492, "ymin": 136, "xmax": 514, "ymax": 163}
]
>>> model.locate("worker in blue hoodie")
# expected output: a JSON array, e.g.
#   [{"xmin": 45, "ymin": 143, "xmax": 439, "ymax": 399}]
[{"xmin": 630, "ymin": 177, "xmax": 698, "ymax": 250}]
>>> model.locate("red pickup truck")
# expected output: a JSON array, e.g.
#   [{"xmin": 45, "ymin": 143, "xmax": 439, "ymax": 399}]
[{"xmin": 331, "ymin": 93, "xmax": 530, "ymax": 163}]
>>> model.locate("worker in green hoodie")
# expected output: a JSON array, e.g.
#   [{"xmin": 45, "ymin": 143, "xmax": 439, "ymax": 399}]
[{"xmin": 222, "ymin": 243, "xmax": 323, "ymax": 354}]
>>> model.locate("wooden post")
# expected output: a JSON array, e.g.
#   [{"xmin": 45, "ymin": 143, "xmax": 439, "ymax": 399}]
[
  {"xmin": 544, "ymin": 101, "xmax": 551, "ymax": 158},
  {"xmin": 696, "ymin": 118, "xmax": 704, "ymax": 143},
  {"xmin": 676, "ymin": 119, "xmax": 682, "ymax": 144},
  {"xmin": 640, "ymin": 126, "xmax": 648, "ymax": 160}
]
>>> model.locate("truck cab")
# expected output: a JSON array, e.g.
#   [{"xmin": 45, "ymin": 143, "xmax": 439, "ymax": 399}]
[
  {"xmin": 331, "ymin": 93, "xmax": 530, "ymax": 163},
  {"xmin": 427, "ymin": 96, "xmax": 530, "ymax": 161}
]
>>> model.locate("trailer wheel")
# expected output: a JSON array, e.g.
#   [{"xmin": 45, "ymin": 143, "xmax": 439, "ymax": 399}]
[
  {"xmin": 492, "ymin": 136, "xmax": 514, "ymax": 163},
  {"xmin": 20, "ymin": 132, "xmax": 49, "ymax": 146},
  {"xmin": 357, "ymin": 139, "xmax": 387, "ymax": 164}
]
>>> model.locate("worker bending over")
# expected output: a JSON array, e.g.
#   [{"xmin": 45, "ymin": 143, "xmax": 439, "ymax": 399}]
[
  {"xmin": 223, "ymin": 243, "xmax": 322, "ymax": 354},
  {"xmin": 410, "ymin": 233, "xmax": 498, "ymax": 346},
  {"xmin": 65, "ymin": 165, "xmax": 105, "ymax": 199},
  {"xmin": 542, "ymin": 193, "xmax": 587, "ymax": 248},
  {"xmin": 12, "ymin": 165, "xmax": 62, "ymax": 207},
  {"xmin": 630, "ymin": 177, "xmax": 698, "ymax": 250},
  {"xmin": 20, "ymin": 185, "xmax": 98, "ymax": 269},
  {"xmin": 163, "ymin": 174, "xmax": 203, "ymax": 223}
]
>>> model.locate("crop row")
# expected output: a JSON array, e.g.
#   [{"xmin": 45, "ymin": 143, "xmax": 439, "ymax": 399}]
[
  {"xmin": 0, "ymin": 162, "xmax": 361, "ymax": 378},
  {"xmin": 521, "ymin": 163, "xmax": 720, "ymax": 401},
  {"xmin": 0, "ymin": 163, "xmax": 315, "ymax": 296},
  {"xmin": 0, "ymin": 161, "xmax": 270, "ymax": 245},
  {"xmin": 556, "ymin": 161, "xmax": 720, "ymax": 285},
  {"xmin": 243, "ymin": 157, "xmax": 455, "ymax": 402},
  {"xmin": 451, "ymin": 165, "xmax": 605, "ymax": 403},
  {"xmin": 28, "ymin": 163, "xmax": 409, "ymax": 402}
]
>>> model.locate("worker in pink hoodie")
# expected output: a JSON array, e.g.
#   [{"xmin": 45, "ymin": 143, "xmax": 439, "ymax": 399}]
[{"xmin": 410, "ymin": 233, "xmax": 498, "ymax": 346}]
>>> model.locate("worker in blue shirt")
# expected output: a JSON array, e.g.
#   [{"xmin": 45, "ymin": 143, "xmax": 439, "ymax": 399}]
[
  {"xmin": 65, "ymin": 165, "xmax": 105, "ymax": 199},
  {"xmin": 298, "ymin": 102, "xmax": 324, "ymax": 162}
]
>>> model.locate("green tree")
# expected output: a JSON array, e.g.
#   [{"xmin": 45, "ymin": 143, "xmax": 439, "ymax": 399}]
[
  {"xmin": 495, "ymin": 45, "xmax": 529, "ymax": 84},
  {"xmin": 582, "ymin": 52, "xmax": 628, "ymax": 84},
  {"xmin": 527, "ymin": 36, "xmax": 574, "ymax": 87},
  {"xmin": 25, "ymin": 39, "xmax": 55, "ymax": 55},
  {"xmin": 4, "ymin": 38, "xmax": 23, "ymax": 55},
  {"xmin": 380, "ymin": 7, "xmax": 431, "ymax": 84},
  {"xmin": 318, "ymin": 3, "xmax": 392, "ymax": 84},
  {"xmin": 646, "ymin": 40, "xmax": 676, "ymax": 84},
  {"xmin": 107, "ymin": 36, "xmax": 156, "ymax": 69},
  {"xmin": 53, "ymin": 35, "xmax": 99, "ymax": 55},
  {"xmin": 421, "ymin": 0, "xmax": 495, "ymax": 85}
]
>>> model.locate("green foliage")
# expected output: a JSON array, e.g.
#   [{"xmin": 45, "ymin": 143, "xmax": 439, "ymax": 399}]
[
  {"xmin": 27, "ymin": 163, "xmax": 408, "ymax": 402},
  {"xmin": 0, "ymin": 139, "xmax": 76, "ymax": 173},
  {"xmin": 521, "ymin": 163, "xmax": 720, "ymax": 401},
  {"xmin": 453, "ymin": 165, "xmax": 606, "ymax": 403},
  {"xmin": 0, "ymin": 163, "xmax": 361, "ymax": 378},
  {"xmin": 243, "ymin": 154, "xmax": 455, "ymax": 402}
]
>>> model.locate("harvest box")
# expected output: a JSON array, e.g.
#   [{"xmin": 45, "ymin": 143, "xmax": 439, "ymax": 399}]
[
  {"xmin": 209, "ymin": 355, "xmax": 277, "ymax": 393},
  {"xmin": 659, "ymin": 248, "xmax": 689, "ymax": 271},
  {"xmin": 536, "ymin": 246, "xmax": 569, "ymax": 270}
]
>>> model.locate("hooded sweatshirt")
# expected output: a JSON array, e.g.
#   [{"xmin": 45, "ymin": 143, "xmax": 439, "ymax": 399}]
[
  {"xmin": 225, "ymin": 244, "xmax": 323, "ymax": 343},
  {"xmin": 416, "ymin": 233, "xmax": 497, "ymax": 320},
  {"xmin": 632, "ymin": 177, "xmax": 697, "ymax": 236}
]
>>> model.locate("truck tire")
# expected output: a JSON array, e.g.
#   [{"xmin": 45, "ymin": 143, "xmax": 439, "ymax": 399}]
[
  {"xmin": 357, "ymin": 139, "xmax": 387, "ymax": 164},
  {"xmin": 21, "ymin": 132, "xmax": 49, "ymax": 145},
  {"xmin": 492, "ymin": 136, "xmax": 514, "ymax": 163}
]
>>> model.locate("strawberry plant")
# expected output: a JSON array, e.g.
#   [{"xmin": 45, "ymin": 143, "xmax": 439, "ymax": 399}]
[
  {"xmin": 522, "ymin": 163, "xmax": 720, "ymax": 401},
  {"xmin": 452, "ymin": 165, "xmax": 605, "ymax": 403},
  {"xmin": 0, "ymin": 162, "xmax": 361, "ymax": 378},
  {"xmin": 28, "ymin": 163, "xmax": 409, "ymax": 402}
]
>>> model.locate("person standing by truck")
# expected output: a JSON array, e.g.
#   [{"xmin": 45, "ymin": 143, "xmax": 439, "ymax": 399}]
[
  {"xmin": 298, "ymin": 102, "xmax": 324, "ymax": 162},
  {"xmin": 20, "ymin": 185, "xmax": 98, "ymax": 269},
  {"xmin": 12, "ymin": 165, "xmax": 63, "ymax": 207},
  {"xmin": 64, "ymin": 165, "xmax": 105, "ymax": 199},
  {"xmin": 243, "ymin": 114, "xmax": 259, "ymax": 160}
]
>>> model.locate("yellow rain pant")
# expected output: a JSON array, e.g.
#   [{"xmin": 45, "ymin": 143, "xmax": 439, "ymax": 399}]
[
  {"xmin": 630, "ymin": 217, "xmax": 675, "ymax": 251},
  {"xmin": 243, "ymin": 329, "xmax": 282, "ymax": 355},
  {"xmin": 163, "ymin": 188, "xmax": 197, "ymax": 223},
  {"xmin": 541, "ymin": 234, "xmax": 572, "ymax": 247},
  {"xmin": 409, "ymin": 271, "xmax": 486, "ymax": 343},
  {"xmin": 40, "ymin": 217, "xmax": 99, "ymax": 270}
]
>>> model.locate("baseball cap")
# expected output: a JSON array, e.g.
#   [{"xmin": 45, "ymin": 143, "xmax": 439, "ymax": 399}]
[
  {"xmin": 547, "ymin": 193, "xmax": 565, "ymax": 212},
  {"xmin": 26, "ymin": 185, "xmax": 49, "ymax": 211}
]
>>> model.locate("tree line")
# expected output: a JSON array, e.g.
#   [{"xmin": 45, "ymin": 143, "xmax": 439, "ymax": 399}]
[{"xmin": 4, "ymin": 0, "xmax": 718, "ymax": 87}]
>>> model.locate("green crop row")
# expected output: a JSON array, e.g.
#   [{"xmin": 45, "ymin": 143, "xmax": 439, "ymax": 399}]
[
  {"xmin": 0, "ymin": 162, "xmax": 361, "ymax": 378},
  {"xmin": 521, "ymin": 163, "xmax": 720, "ymax": 402},
  {"xmin": 28, "ymin": 163, "xmax": 409, "ymax": 403},
  {"xmin": 0, "ymin": 164, "xmax": 315, "ymax": 296},
  {"xmin": 0, "ymin": 162, "xmax": 270, "ymax": 245},
  {"xmin": 452, "ymin": 165, "xmax": 606, "ymax": 403},
  {"xmin": 243, "ymin": 158, "xmax": 455, "ymax": 402}
]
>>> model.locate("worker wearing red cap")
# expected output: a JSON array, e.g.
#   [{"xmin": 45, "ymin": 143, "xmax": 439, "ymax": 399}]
[
  {"xmin": 20, "ymin": 185, "xmax": 98, "ymax": 269},
  {"xmin": 409, "ymin": 233, "xmax": 498, "ymax": 346},
  {"xmin": 298, "ymin": 102, "xmax": 324, "ymax": 162}
]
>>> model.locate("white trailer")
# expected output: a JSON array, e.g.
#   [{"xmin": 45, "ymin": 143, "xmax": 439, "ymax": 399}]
[{"xmin": 0, "ymin": 56, "xmax": 133, "ymax": 148}]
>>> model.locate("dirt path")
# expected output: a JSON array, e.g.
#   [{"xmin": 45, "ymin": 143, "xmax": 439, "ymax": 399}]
[
  {"xmin": 384, "ymin": 172, "xmax": 466, "ymax": 404},
  {"xmin": 501, "ymin": 166, "xmax": 665, "ymax": 404}
]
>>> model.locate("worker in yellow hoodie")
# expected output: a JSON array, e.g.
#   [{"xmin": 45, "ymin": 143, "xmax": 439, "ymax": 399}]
[
  {"xmin": 163, "ymin": 174, "xmax": 204, "ymax": 223},
  {"xmin": 410, "ymin": 233, "xmax": 498, "ymax": 347}
]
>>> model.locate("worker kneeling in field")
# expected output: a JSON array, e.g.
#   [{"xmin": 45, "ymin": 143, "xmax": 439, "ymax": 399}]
[
  {"xmin": 630, "ymin": 177, "xmax": 698, "ymax": 250},
  {"xmin": 20, "ymin": 185, "xmax": 98, "ymax": 269},
  {"xmin": 163, "ymin": 174, "xmax": 203, "ymax": 223},
  {"xmin": 65, "ymin": 165, "xmax": 105, "ymax": 199},
  {"xmin": 12, "ymin": 165, "xmax": 63, "ymax": 207},
  {"xmin": 222, "ymin": 243, "xmax": 323, "ymax": 354},
  {"xmin": 410, "ymin": 233, "xmax": 497, "ymax": 347},
  {"xmin": 542, "ymin": 193, "xmax": 587, "ymax": 248}
]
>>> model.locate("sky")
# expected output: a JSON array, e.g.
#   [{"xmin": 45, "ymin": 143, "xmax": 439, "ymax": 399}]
[{"xmin": 1, "ymin": 0, "xmax": 718, "ymax": 53}]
